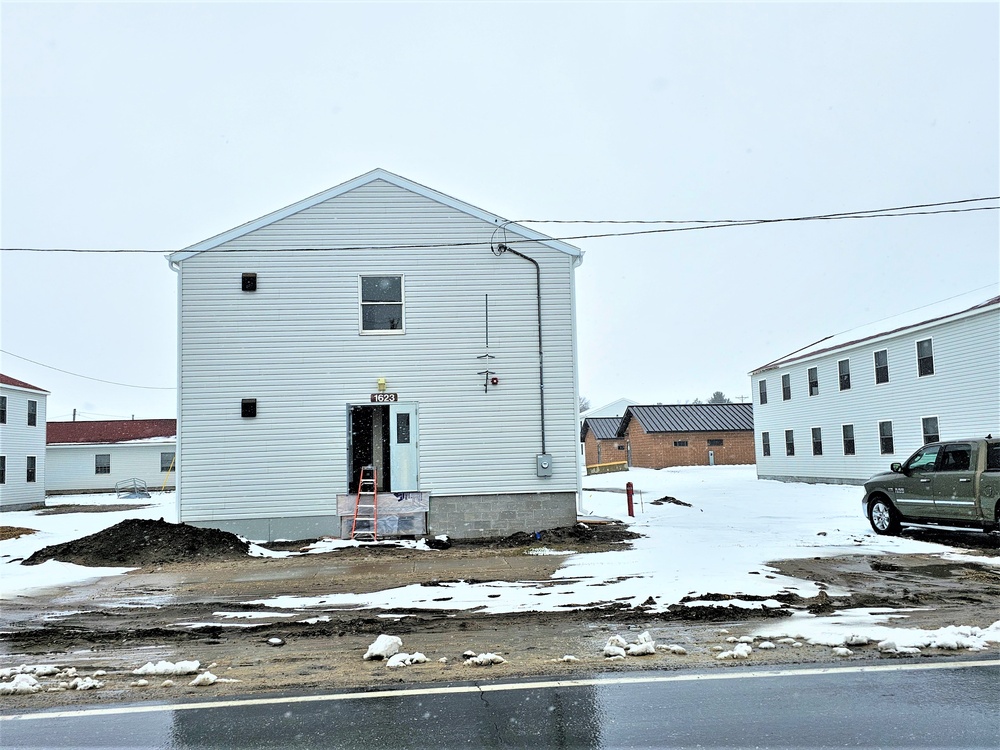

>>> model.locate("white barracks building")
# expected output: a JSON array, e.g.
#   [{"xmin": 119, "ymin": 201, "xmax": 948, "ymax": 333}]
[{"xmin": 750, "ymin": 292, "xmax": 999, "ymax": 485}]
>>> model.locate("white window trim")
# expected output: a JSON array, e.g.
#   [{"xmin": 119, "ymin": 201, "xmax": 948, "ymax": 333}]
[
  {"xmin": 838, "ymin": 358, "xmax": 851, "ymax": 391},
  {"xmin": 811, "ymin": 426, "xmax": 823, "ymax": 456},
  {"xmin": 841, "ymin": 423, "xmax": 856, "ymax": 456},
  {"xmin": 873, "ymin": 349, "xmax": 889, "ymax": 386},
  {"xmin": 358, "ymin": 274, "xmax": 406, "ymax": 335},
  {"xmin": 921, "ymin": 415, "xmax": 940, "ymax": 444},
  {"xmin": 878, "ymin": 420, "xmax": 895, "ymax": 455},
  {"xmin": 915, "ymin": 337, "xmax": 935, "ymax": 378}
]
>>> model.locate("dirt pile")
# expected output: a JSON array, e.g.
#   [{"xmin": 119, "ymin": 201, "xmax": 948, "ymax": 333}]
[
  {"xmin": 463, "ymin": 521, "xmax": 641, "ymax": 549},
  {"xmin": 23, "ymin": 518, "xmax": 250, "ymax": 567}
]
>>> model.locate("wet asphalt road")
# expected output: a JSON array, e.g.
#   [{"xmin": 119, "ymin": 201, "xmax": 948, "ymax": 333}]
[{"xmin": 2, "ymin": 659, "xmax": 997, "ymax": 749}]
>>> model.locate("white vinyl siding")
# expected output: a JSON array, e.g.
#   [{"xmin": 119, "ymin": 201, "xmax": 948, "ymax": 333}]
[
  {"xmin": 45, "ymin": 442, "xmax": 178, "ymax": 493},
  {"xmin": 751, "ymin": 305, "xmax": 1000, "ymax": 483},
  {"xmin": 0, "ymin": 386, "xmax": 47, "ymax": 509},
  {"xmin": 175, "ymin": 180, "xmax": 581, "ymax": 523}
]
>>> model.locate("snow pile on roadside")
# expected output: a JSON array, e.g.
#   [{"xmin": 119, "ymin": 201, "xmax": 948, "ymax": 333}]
[
  {"xmin": 603, "ymin": 631, "xmax": 657, "ymax": 659},
  {"xmin": 363, "ymin": 634, "xmax": 402, "ymax": 661},
  {"xmin": 133, "ymin": 660, "xmax": 200, "ymax": 676},
  {"xmin": 386, "ymin": 652, "xmax": 428, "ymax": 669},
  {"xmin": 464, "ymin": 652, "xmax": 506, "ymax": 666},
  {"xmin": 757, "ymin": 611, "xmax": 1000, "ymax": 653}
]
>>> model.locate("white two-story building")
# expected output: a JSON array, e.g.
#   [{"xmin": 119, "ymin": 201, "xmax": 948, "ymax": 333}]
[
  {"xmin": 750, "ymin": 292, "xmax": 999, "ymax": 485},
  {"xmin": 0, "ymin": 374, "xmax": 49, "ymax": 511},
  {"xmin": 168, "ymin": 169, "xmax": 584, "ymax": 541}
]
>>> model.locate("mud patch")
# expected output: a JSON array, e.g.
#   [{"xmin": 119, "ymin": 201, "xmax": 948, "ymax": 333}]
[
  {"xmin": 650, "ymin": 496, "xmax": 692, "ymax": 507},
  {"xmin": 23, "ymin": 518, "xmax": 249, "ymax": 567},
  {"xmin": 460, "ymin": 522, "xmax": 640, "ymax": 550},
  {"xmin": 0, "ymin": 526, "xmax": 37, "ymax": 542}
]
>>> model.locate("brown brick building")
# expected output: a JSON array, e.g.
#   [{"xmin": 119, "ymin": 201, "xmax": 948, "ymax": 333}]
[
  {"xmin": 581, "ymin": 417, "xmax": 627, "ymax": 467},
  {"xmin": 617, "ymin": 403, "xmax": 755, "ymax": 468}
]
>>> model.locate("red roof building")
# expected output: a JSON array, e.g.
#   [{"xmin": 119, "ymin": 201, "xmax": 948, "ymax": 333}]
[{"xmin": 47, "ymin": 419, "xmax": 176, "ymax": 445}]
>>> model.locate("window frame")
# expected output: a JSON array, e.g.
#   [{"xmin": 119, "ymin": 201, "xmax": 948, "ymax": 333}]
[
  {"xmin": 707, "ymin": 438, "xmax": 724, "ymax": 447},
  {"xmin": 916, "ymin": 338, "xmax": 935, "ymax": 377},
  {"xmin": 873, "ymin": 349, "xmax": 889, "ymax": 385},
  {"xmin": 761, "ymin": 431, "xmax": 771, "ymax": 457},
  {"xmin": 785, "ymin": 429, "xmax": 795, "ymax": 457},
  {"xmin": 842, "ymin": 424, "xmax": 856, "ymax": 455},
  {"xmin": 673, "ymin": 440, "xmax": 689, "ymax": 447},
  {"xmin": 95, "ymin": 454, "xmax": 111, "ymax": 475},
  {"xmin": 921, "ymin": 416, "xmax": 939, "ymax": 445},
  {"xmin": 781, "ymin": 373, "xmax": 791, "ymax": 401},
  {"xmin": 807, "ymin": 367, "xmax": 819, "ymax": 397},
  {"xmin": 838, "ymin": 359, "xmax": 851, "ymax": 391},
  {"xmin": 358, "ymin": 274, "xmax": 406, "ymax": 335},
  {"xmin": 0, "ymin": 395, "xmax": 6, "ymax": 424},
  {"xmin": 758, "ymin": 379, "xmax": 767, "ymax": 405},
  {"xmin": 878, "ymin": 420, "xmax": 894, "ymax": 455},
  {"xmin": 160, "ymin": 452, "xmax": 175, "ymax": 472},
  {"xmin": 27, "ymin": 399, "xmax": 37, "ymax": 426},
  {"xmin": 0, "ymin": 455, "xmax": 5, "ymax": 484},
  {"xmin": 26, "ymin": 455, "xmax": 36, "ymax": 483},
  {"xmin": 811, "ymin": 427, "xmax": 823, "ymax": 456}
]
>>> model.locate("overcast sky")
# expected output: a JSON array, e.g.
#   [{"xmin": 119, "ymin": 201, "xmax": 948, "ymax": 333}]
[{"xmin": 2, "ymin": 2, "xmax": 997, "ymax": 421}]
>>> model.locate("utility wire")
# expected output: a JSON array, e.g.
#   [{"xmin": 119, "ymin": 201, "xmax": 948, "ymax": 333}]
[
  {"xmin": 0, "ymin": 349, "xmax": 176, "ymax": 390},
  {"xmin": 1, "ymin": 198, "xmax": 996, "ymax": 254}
]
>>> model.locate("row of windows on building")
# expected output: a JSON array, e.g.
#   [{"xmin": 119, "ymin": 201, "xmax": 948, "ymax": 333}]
[
  {"xmin": 757, "ymin": 339, "xmax": 935, "ymax": 405},
  {"xmin": 0, "ymin": 452, "xmax": 176, "ymax": 484},
  {"xmin": 760, "ymin": 417, "xmax": 939, "ymax": 458},
  {"xmin": 672, "ymin": 439, "xmax": 725, "ymax": 447},
  {"xmin": 0, "ymin": 396, "xmax": 38, "ymax": 426}
]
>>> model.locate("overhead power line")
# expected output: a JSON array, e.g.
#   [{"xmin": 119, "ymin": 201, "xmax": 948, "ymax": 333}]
[
  {"xmin": 1, "ymin": 197, "xmax": 996, "ymax": 254},
  {"xmin": 0, "ymin": 349, "xmax": 175, "ymax": 390}
]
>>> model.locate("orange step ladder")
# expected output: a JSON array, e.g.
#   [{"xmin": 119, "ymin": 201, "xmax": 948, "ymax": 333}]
[{"xmin": 351, "ymin": 465, "xmax": 378, "ymax": 542}]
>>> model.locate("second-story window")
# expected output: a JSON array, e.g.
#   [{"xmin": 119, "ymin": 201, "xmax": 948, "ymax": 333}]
[
  {"xmin": 916, "ymin": 338, "xmax": 934, "ymax": 377},
  {"xmin": 0, "ymin": 395, "xmax": 6, "ymax": 424},
  {"xmin": 782, "ymin": 374, "xmax": 791, "ymax": 401},
  {"xmin": 27, "ymin": 400, "xmax": 37, "ymax": 426},
  {"xmin": 874, "ymin": 350, "xmax": 889, "ymax": 384},
  {"xmin": 758, "ymin": 380, "xmax": 767, "ymax": 405},
  {"xmin": 808, "ymin": 367, "xmax": 819, "ymax": 397},
  {"xmin": 360, "ymin": 275, "xmax": 404, "ymax": 333},
  {"xmin": 838, "ymin": 359, "xmax": 851, "ymax": 391}
]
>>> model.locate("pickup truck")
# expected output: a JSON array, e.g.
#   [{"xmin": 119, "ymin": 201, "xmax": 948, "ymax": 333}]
[{"xmin": 862, "ymin": 436, "xmax": 1000, "ymax": 535}]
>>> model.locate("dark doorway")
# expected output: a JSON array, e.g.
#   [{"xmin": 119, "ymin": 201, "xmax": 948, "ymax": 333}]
[{"xmin": 349, "ymin": 405, "xmax": 390, "ymax": 492}]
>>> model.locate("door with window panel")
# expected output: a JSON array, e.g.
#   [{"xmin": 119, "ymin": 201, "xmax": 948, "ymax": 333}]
[{"xmin": 389, "ymin": 403, "xmax": 419, "ymax": 492}]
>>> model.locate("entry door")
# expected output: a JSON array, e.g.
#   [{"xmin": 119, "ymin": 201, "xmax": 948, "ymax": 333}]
[{"xmin": 389, "ymin": 403, "xmax": 419, "ymax": 492}]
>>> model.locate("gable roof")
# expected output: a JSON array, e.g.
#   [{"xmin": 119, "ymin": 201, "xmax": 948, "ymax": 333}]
[
  {"xmin": 618, "ymin": 403, "xmax": 754, "ymax": 436},
  {"xmin": 581, "ymin": 398, "xmax": 638, "ymax": 419},
  {"xmin": 0, "ymin": 374, "xmax": 49, "ymax": 394},
  {"xmin": 581, "ymin": 416, "xmax": 623, "ymax": 442},
  {"xmin": 168, "ymin": 168, "xmax": 583, "ymax": 264},
  {"xmin": 750, "ymin": 290, "xmax": 1000, "ymax": 375},
  {"xmin": 47, "ymin": 419, "xmax": 176, "ymax": 445}
]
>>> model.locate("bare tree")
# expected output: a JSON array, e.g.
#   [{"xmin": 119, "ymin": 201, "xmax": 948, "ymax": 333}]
[{"xmin": 579, "ymin": 396, "xmax": 591, "ymax": 413}]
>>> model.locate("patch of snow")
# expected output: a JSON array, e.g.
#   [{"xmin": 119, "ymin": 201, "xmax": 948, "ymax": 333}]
[
  {"xmin": 133, "ymin": 660, "xmax": 200, "ymax": 676},
  {"xmin": 832, "ymin": 647, "xmax": 854, "ymax": 657},
  {"xmin": 716, "ymin": 643, "xmax": 753, "ymax": 660},
  {"xmin": 386, "ymin": 652, "xmax": 428, "ymax": 669},
  {"xmin": 363, "ymin": 634, "xmax": 402, "ymax": 661},
  {"xmin": 0, "ymin": 674, "xmax": 42, "ymax": 695},
  {"xmin": 464, "ymin": 653, "xmax": 506, "ymax": 666}
]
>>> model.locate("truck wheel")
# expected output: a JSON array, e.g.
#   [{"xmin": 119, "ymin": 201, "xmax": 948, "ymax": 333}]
[{"xmin": 869, "ymin": 496, "xmax": 901, "ymax": 535}]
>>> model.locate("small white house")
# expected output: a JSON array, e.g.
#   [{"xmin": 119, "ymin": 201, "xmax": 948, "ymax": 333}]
[
  {"xmin": 0, "ymin": 374, "xmax": 49, "ymax": 511},
  {"xmin": 750, "ymin": 292, "xmax": 1000, "ymax": 484},
  {"xmin": 46, "ymin": 420, "xmax": 177, "ymax": 495},
  {"xmin": 168, "ymin": 169, "xmax": 584, "ymax": 541}
]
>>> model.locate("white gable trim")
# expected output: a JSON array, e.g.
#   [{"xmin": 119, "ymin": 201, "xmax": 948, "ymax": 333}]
[{"xmin": 169, "ymin": 168, "xmax": 582, "ymax": 263}]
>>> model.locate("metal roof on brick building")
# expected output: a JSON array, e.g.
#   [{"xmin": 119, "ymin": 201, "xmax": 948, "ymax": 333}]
[
  {"xmin": 618, "ymin": 403, "xmax": 754, "ymax": 436},
  {"xmin": 47, "ymin": 419, "xmax": 176, "ymax": 445},
  {"xmin": 580, "ymin": 416, "xmax": 623, "ymax": 442}
]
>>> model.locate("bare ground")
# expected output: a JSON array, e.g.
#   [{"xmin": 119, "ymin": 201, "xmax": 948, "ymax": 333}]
[{"xmin": 1, "ymin": 518, "xmax": 998, "ymax": 712}]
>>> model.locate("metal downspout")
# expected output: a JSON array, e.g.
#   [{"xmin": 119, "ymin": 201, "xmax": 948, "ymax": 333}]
[{"xmin": 493, "ymin": 242, "xmax": 546, "ymax": 455}]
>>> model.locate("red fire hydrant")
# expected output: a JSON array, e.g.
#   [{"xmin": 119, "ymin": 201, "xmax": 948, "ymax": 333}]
[{"xmin": 626, "ymin": 481, "xmax": 634, "ymax": 517}]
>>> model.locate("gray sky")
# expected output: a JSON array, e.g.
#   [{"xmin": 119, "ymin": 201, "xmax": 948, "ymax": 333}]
[{"xmin": 2, "ymin": 2, "xmax": 997, "ymax": 420}]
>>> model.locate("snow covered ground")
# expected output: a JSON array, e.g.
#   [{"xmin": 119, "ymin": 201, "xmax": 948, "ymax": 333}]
[{"xmin": 2, "ymin": 467, "xmax": 998, "ymax": 652}]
